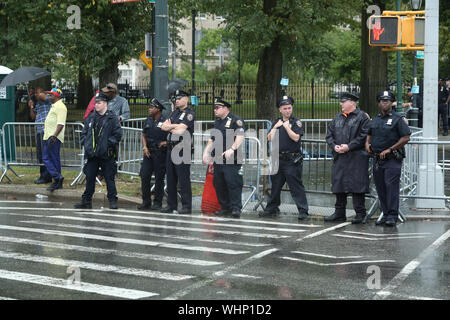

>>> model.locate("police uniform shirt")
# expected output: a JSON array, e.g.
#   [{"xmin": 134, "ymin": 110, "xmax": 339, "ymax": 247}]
[
  {"xmin": 368, "ymin": 111, "xmax": 411, "ymax": 153},
  {"xmin": 271, "ymin": 116, "xmax": 304, "ymax": 152},
  {"xmin": 212, "ymin": 112, "xmax": 246, "ymax": 152},
  {"xmin": 438, "ymin": 85, "xmax": 449, "ymax": 104},
  {"xmin": 169, "ymin": 107, "xmax": 196, "ymax": 136},
  {"xmin": 93, "ymin": 111, "xmax": 107, "ymax": 143},
  {"xmin": 142, "ymin": 115, "xmax": 168, "ymax": 148}
]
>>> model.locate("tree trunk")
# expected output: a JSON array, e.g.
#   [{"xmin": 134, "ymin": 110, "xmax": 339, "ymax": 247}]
[
  {"xmin": 255, "ymin": 38, "xmax": 282, "ymax": 121},
  {"xmin": 360, "ymin": 0, "xmax": 388, "ymax": 117},
  {"xmin": 99, "ymin": 61, "xmax": 119, "ymax": 88},
  {"xmin": 76, "ymin": 64, "xmax": 93, "ymax": 110}
]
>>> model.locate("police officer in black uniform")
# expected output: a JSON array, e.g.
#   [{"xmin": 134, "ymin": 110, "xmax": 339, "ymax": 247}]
[
  {"xmin": 138, "ymin": 98, "xmax": 168, "ymax": 211},
  {"xmin": 365, "ymin": 90, "xmax": 411, "ymax": 226},
  {"xmin": 259, "ymin": 96, "xmax": 309, "ymax": 220},
  {"xmin": 202, "ymin": 98, "xmax": 245, "ymax": 218},
  {"xmin": 74, "ymin": 92, "xmax": 122, "ymax": 209},
  {"xmin": 161, "ymin": 90, "xmax": 196, "ymax": 214},
  {"xmin": 438, "ymin": 79, "xmax": 450, "ymax": 136},
  {"xmin": 325, "ymin": 92, "xmax": 370, "ymax": 224}
]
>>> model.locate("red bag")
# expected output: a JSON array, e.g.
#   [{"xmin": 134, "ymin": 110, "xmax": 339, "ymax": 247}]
[{"xmin": 201, "ymin": 164, "xmax": 221, "ymax": 214}]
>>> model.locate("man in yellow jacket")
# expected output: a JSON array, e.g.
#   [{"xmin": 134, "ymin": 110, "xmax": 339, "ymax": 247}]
[{"xmin": 43, "ymin": 88, "xmax": 67, "ymax": 191}]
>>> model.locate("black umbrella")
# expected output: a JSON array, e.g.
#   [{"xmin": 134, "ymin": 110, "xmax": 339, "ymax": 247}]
[
  {"xmin": 167, "ymin": 78, "xmax": 188, "ymax": 95},
  {"xmin": 0, "ymin": 66, "xmax": 51, "ymax": 87}
]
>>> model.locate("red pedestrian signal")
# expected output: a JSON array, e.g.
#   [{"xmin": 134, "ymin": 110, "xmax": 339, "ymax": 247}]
[{"xmin": 369, "ymin": 16, "xmax": 401, "ymax": 46}]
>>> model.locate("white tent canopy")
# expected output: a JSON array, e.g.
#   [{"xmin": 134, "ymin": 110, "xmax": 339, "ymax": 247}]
[{"xmin": 0, "ymin": 66, "xmax": 13, "ymax": 75}]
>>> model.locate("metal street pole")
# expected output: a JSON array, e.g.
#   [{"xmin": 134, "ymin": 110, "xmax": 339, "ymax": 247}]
[
  {"xmin": 236, "ymin": 25, "xmax": 242, "ymax": 104},
  {"xmin": 395, "ymin": 0, "xmax": 403, "ymax": 113},
  {"xmin": 416, "ymin": 0, "xmax": 445, "ymax": 209},
  {"xmin": 154, "ymin": 0, "xmax": 170, "ymax": 116},
  {"xmin": 191, "ymin": 9, "xmax": 196, "ymax": 96}
]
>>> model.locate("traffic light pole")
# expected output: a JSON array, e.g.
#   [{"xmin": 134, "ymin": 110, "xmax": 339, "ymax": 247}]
[
  {"xmin": 153, "ymin": 0, "xmax": 170, "ymax": 116},
  {"xmin": 395, "ymin": 0, "xmax": 403, "ymax": 112},
  {"xmin": 416, "ymin": 0, "xmax": 445, "ymax": 209}
]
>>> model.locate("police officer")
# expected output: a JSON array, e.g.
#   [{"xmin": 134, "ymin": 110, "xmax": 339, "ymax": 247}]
[
  {"xmin": 438, "ymin": 79, "xmax": 450, "ymax": 136},
  {"xmin": 365, "ymin": 90, "xmax": 411, "ymax": 227},
  {"xmin": 138, "ymin": 98, "xmax": 168, "ymax": 211},
  {"xmin": 161, "ymin": 90, "xmax": 196, "ymax": 214},
  {"xmin": 325, "ymin": 92, "xmax": 370, "ymax": 224},
  {"xmin": 74, "ymin": 92, "xmax": 122, "ymax": 209},
  {"xmin": 202, "ymin": 98, "xmax": 245, "ymax": 218},
  {"xmin": 259, "ymin": 96, "xmax": 309, "ymax": 220}
]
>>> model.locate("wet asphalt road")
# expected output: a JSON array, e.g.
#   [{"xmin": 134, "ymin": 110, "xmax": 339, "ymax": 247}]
[{"xmin": 0, "ymin": 196, "xmax": 449, "ymax": 301}]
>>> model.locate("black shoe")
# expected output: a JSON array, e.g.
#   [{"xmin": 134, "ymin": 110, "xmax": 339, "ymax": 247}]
[
  {"xmin": 57, "ymin": 177, "xmax": 64, "ymax": 189},
  {"xmin": 258, "ymin": 210, "xmax": 278, "ymax": 218},
  {"xmin": 46, "ymin": 179, "xmax": 59, "ymax": 192},
  {"xmin": 160, "ymin": 206, "xmax": 176, "ymax": 213},
  {"xmin": 324, "ymin": 212, "xmax": 346, "ymax": 222},
  {"xmin": 138, "ymin": 203, "xmax": 151, "ymax": 211},
  {"xmin": 34, "ymin": 177, "xmax": 52, "ymax": 184},
  {"xmin": 375, "ymin": 216, "xmax": 387, "ymax": 226},
  {"xmin": 215, "ymin": 209, "xmax": 232, "ymax": 217},
  {"xmin": 231, "ymin": 210, "xmax": 241, "ymax": 218},
  {"xmin": 150, "ymin": 204, "xmax": 162, "ymax": 211},
  {"xmin": 74, "ymin": 199, "xmax": 92, "ymax": 209},
  {"xmin": 178, "ymin": 208, "xmax": 192, "ymax": 215},
  {"xmin": 109, "ymin": 199, "xmax": 118, "ymax": 210},
  {"xmin": 298, "ymin": 212, "xmax": 309, "ymax": 221},
  {"xmin": 443, "ymin": 131, "xmax": 448, "ymax": 136},
  {"xmin": 351, "ymin": 214, "xmax": 366, "ymax": 224},
  {"xmin": 384, "ymin": 217, "xmax": 397, "ymax": 227}
]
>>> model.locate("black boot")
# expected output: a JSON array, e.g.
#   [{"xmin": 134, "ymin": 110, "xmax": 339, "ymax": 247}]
[
  {"xmin": 138, "ymin": 202, "xmax": 151, "ymax": 210},
  {"xmin": 351, "ymin": 213, "xmax": 366, "ymax": 224},
  {"xmin": 74, "ymin": 198, "xmax": 92, "ymax": 209},
  {"xmin": 109, "ymin": 199, "xmax": 118, "ymax": 210},
  {"xmin": 324, "ymin": 212, "xmax": 346, "ymax": 222}
]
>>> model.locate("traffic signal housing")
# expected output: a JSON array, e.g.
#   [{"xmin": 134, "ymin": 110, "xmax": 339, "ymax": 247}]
[{"xmin": 369, "ymin": 16, "xmax": 401, "ymax": 46}]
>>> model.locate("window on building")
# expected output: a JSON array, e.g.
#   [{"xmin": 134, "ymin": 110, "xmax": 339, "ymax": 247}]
[{"xmin": 195, "ymin": 30, "xmax": 204, "ymax": 47}]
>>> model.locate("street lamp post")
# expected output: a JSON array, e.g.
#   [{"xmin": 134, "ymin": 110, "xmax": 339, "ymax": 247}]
[
  {"xmin": 411, "ymin": 0, "xmax": 422, "ymax": 87},
  {"xmin": 236, "ymin": 25, "xmax": 242, "ymax": 104}
]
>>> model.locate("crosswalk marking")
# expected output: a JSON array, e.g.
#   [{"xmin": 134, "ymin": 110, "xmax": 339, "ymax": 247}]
[
  {"xmin": 0, "ymin": 235, "xmax": 221, "ymax": 266},
  {"xmin": 343, "ymin": 231, "xmax": 432, "ymax": 237},
  {"xmin": 0, "ymin": 225, "xmax": 250, "ymax": 255},
  {"xmin": 0, "ymin": 269, "xmax": 158, "ymax": 299},
  {"xmin": 0, "ymin": 250, "xmax": 194, "ymax": 281},
  {"xmin": 291, "ymin": 251, "xmax": 364, "ymax": 259},
  {"xmin": 20, "ymin": 220, "xmax": 270, "ymax": 247},
  {"xmin": 0, "ymin": 296, "xmax": 16, "ymax": 300},
  {"xmin": 297, "ymin": 222, "xmax": 351, "ymax": 241},
  {"xmin": 279, "ymin": 256, "xmax": 395, "ymax": 266},
  {"xmin": 332, "ymin": 234, "xmax": 428, "ymax": 241}
]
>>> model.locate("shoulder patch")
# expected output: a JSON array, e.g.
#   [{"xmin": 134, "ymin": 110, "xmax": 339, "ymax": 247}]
[
  {"xmin": 402, "ymin": 117, "xmax": 409, "ymax": 125},
  {"xmin": 187, "ymin": 113, "xmax": 194, "ymax": 121},
  {"xmin": 296, "ymin": 120, "xmax": 302, "ymax": 128},
  {"xmin": 236, "ymin": 119, "xmax": 243, "ymax": 127}
]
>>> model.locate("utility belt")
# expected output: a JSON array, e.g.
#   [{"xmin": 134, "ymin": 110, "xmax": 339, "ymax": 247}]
[
  {"xmin": 279, "ymin": 151, "xmax": 303, "ymax": 164},
  {"xmin": 146, "ymin": 142, "xmax": 167, "ymax": 152},
  {"xmin": 372, "ymin": 147, "xmax": 405, "ymax": 162}
]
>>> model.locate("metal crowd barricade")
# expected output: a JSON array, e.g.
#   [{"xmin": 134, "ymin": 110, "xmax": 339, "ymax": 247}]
[
  {"xmin": 0, "ymin": 122, "xmax": 85, "ymax": 185},
  {"xmin": 117, "ymin": 126, "xmax": 142, "ymax": 176},
  {"xmin": 120, "ymin": 118, "xmax": 147, "ymax": 129}
]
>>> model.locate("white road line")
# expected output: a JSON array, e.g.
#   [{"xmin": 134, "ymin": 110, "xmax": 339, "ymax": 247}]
[
  {"xmin": 21, "ymin": 220, "xmax": 270, "ymax": 248},
  {"xmin": 375, "ymin": 229, "xmax": 450, "ymax": 300},
  {"xmin": 332, "ymin": 234, "xmax": 428, "ymax": 241},
  {"xmin": 100, "ymin": 208, "xmax": 322, "ymax": 228},
  {"xmin": 0, "ymin": 250, "xmax": 193, "ymax": 281},
  {"xmin": 164, "ymin": 248, "xmax": 279, "ymax": 300},
  {"xmin": 0, "ymin": 225, "xmax": 249, "ymax": 255},
  {"xmin": 0, "ymin": 201, "xmax": 60, "ymax": 204},
  {"xmin": 231, "ymin": 274, "xmax": 262, "ymax": 279},
  {"xmin": 0, "ymin": 235, "xmax": 222, "ymax": 266},
  {"xmin": 343, "ymin": 231, "xmax": 432, "ymax": 237},
  {"xmin": 73, "ymin": 211, "xmax": 306, "ymax": 233},
  {"xmin": 297, "ymin": 222, "xmax": 351, "ymax": 241},
  {"xmin": 388, "ymin": 293, "xmax": 442, "ymax": 300},
  {"xmin": 40, "ymin": 215, "xmax": 293, "ymax": 239},
  {"xmin": 0, "ymin": 269, "xmax": 158, "ymax": 299},
  {"xmin": 291, "ymin": 251, "xmax": 364, "ymax": 259},
  {"xmin": 279, "ymin": 256, "xmax": 395, "ymax": 266},
  {"xmin": 0, "ymin": 206, "xmax": 321, "ymax": 228},
  {"xmin": 0, "ymin": 296, "xmax": 16, "ymax": 300}
]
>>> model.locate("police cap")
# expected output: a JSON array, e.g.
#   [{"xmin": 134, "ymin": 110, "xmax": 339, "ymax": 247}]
[
  {"xmin": 277, "ymin": 96, "xmax": 294, "ymax": 107},
  {"xmin": 214, "ymin": 98, "xmax": 231, "ymax": 109},
  {"xmin": 95, "ymin": 91, "xmax": 110, "ymax": 102},
  {"xmin": 149, "ymin": 98, "xmax": 164, "ymax": 110},
  {"xmin": 339, "ymin": 92, "xmax": 359, "ymax": 102},
  {"xmin": 376, "ymin": 90, "xmax": 396, "ymax": 102},
  {"xmin": 173, "ymin": 90, "xmax": 189, "ymax": 99}
]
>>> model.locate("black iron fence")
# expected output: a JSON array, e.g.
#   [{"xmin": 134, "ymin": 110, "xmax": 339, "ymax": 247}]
[{"xmin": 15, "ymin": 81, "xmax": 417, "ymax": 122}]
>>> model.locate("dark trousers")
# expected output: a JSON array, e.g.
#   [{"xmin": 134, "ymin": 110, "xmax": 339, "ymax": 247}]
[
  {"xmin": 36, "ymin": 132, "xmax": 51, "ymax": 180},
  {"xmin": 140, "ymin": 151, "xmax": 166, "ymax": 205},
  {"xmin": 438, "ymin": 104, "xmax": 448, "ymax": 131},
  {"xmin": 334, "ymin": 193, "xmax": 366, "ymax": 216},
  {"xmin": 83, "ymin": 157, "xmax": 118, "ymax": 201},
  {"xmin": 213, "ymin": 164, "xmax": 243, "ymax": 212},
  {"xmin": 166, "ymin": 149, "xmax": 192, "ymax": 210},
  {"xmin": 266, "ymin": 160, "xmax": 308, "ymax": 213},
  {"xmin": 42, "ymin": 139, "xmax": 62, "ymax": 180},
  {"xmin": 373, "ymin": 159, "xmax": 402, "ymax": 219}
]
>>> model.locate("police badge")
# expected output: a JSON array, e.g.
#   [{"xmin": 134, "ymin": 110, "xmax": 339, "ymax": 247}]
[
  {"xmin": 236, "ymin": 119, "xmax": 243, "ymax": 127},
  {"xmin": 296, "ymin": 120, "xmax": 302, "ymax": 128},
  {"xmin": 187, "ymin": 113, "xmax": 194, "ymax": 121}
]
